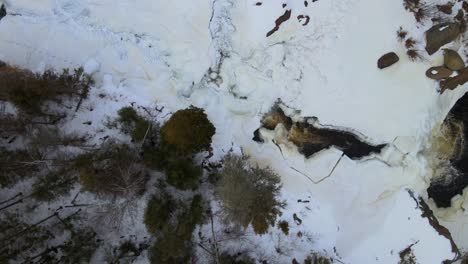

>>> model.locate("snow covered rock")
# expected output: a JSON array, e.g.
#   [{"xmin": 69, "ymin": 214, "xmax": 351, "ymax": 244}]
[
  {"xmin": 425, "ymin": 23, "xmax": 461, "ymax": 55},
  {"xmin": 377, "ymin": 52, "xmax": 399, "ymax": 69}
]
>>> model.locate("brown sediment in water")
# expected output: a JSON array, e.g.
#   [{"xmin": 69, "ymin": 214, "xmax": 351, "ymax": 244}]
[{"xmin": 254, "ymin": 105, "xmax": 386, "ymax": 159}]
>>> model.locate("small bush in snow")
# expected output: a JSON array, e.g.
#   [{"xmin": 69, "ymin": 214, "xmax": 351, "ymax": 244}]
[
  {"xmin": 148, "ymin": 195, "xmax": 204, "ymax": 264},
  {"xmin": 304, "ymin": 253, "xmax": 332, "ymax": 264},
  {"xmin": 403, "ymin": 0, "xmax": 434, "ymax": 23},
  {"xmin": 76, "ymin": 142, "xmax": 149, "ymax": 197},
  {"xmin": 0, "ymin": 214, "xmax": 54, "ymax": 262},
  {"xmin": 160, "ymin": 107, "xmax": 215, "ymax": 154},
  {"xmin": 104, "ymin": 240, "xmax": 145, "ymax": 263},
  {"xmin": 406, "ymin": 49, "xmax": 423, "ymax": 61},
  {"xmin": 216, "ymin": 154, "xmax": 285, "ymax": 235},
  {"xmin": 165, "ymin": 155, "xmax": 202, "ymax": 190},
  {"xmin": 278, "ymin": 220, "xmax": 290, "ymax": 235},
  {"xmin": 142, "ymin": 143, "xmax": 202, "ymax": 190},
  {"xmin": 144, "ymin": 193, "xmax": 176, "ymax": 233},
  {"xmin": 116, "ymin": 106, "xmax": 156, "ymax": 142},
  {"xmin": 32, "ymin": 170, "xmax": 76, "ymax": 201},
  {"xmin": 58, "ymin": 228, "xmax": 100, "ymax": 263},
  {"xmin": 0, "ymin": 147, "xmax": 41, "ymax": 187},
  {"xmin": 0, "ymin": 65, "xmax": 93, "ymax": 122},
  {"xmin": 396, "ymin": 26, "xmax": 408, "ymax": 41},
  {"xmin": 219, "ymin": 252, "xmax": 256, "ymax": 264}
]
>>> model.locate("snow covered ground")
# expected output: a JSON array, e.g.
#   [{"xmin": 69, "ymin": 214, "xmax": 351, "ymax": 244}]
[{"xmin": 1, "ymin": 0, "xmax": 467, "ymax": 263}]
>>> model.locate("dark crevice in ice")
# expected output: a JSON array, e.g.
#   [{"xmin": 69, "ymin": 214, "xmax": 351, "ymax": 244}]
[
  {"xmin": 428, "ymin": 92, "xmax": 468, "ymax": 208},
  {"xmin": 254, "ymin": 104, "xmax": 386, "ymax": 160}
]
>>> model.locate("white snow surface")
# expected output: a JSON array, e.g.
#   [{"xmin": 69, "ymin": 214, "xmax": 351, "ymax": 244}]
[{"xmin": 1, "ymin": 0, "xmax": 467, "ymax": 263}]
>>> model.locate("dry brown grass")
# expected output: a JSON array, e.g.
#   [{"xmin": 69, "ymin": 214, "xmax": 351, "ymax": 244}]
[
  {"xmin": 397, "ymin": 27, "xmax": 408, "ymax": 42},
  {"xmin": 407, "ymin": 49, "xmax": 423, "ymax": 61},
  {"xmin": 403, "ymin": 0, "xmax": 434, "ymax": 23},
  {"xmin": 405, "ymin": 38, "xmax": 417, "ymax": 49}
]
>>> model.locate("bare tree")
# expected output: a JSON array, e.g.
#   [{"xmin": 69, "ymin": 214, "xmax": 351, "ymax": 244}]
[{"xmin": 215, "ymin": 154, "xmax": 285, "ymax": 234}]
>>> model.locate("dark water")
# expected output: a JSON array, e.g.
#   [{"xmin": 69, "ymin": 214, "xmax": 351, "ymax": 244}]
[
  {"xmin": 254, "ymin": 107, "xmax": 386, "ymax": 160},
  {"xmin": 428, "ymin": 92, "xmax": 468, "ymax": 208}
]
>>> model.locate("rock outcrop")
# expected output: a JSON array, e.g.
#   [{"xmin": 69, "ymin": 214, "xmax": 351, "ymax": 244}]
[
  {"xmin": 425, "ymin": 66, "xmax": 453, "ymax": 80},
  {"xmin": 440, "ymin": 67, "xmax": 468, "ymax": 93},
  {"xmin": 425, "ymin": 23, "xmax": 461, "ymax": 55},
  {"xmin": 443, "ymin": 49, "xmax": 465, "ymax": 71}
]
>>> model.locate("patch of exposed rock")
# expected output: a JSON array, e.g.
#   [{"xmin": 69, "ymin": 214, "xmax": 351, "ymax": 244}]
[
  {"xmin": 425, "ymin": 23, "xmax": 461, "ymax": 55},
  {"xmin": 443, "ymin": 49, "xmax": 465, "ymax": 71},
  {"xmin": 425, "ymin": 66, "xmax": 453, "ymax": 80},
  {"xmin": 440, "ymin": 67, "xmax": 468, "ymax": 93},
  {"xmin": 254, "ymin": 104, "xmax": 386, "ymax": 159}
]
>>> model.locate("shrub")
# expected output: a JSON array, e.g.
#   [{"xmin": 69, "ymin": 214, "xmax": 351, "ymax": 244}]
[
  {"xmin": 148, "ymin": 195, "xmax": 204, "ymax": 264},
  {"xmin": 141, "ymin": 142, "xmax": 174, "ymax": 170},
  {"xmin": 0, "ymin": 66, "xmax": 93, "ymax": 120},
  {"xmin": 178, "ymin": 194, "xmax": 204, "ymax": 230},
  {"xmin": 142, "ymin": 142, "xmax": 202, "ymax": 190},
  {"xmin": 407, "ymin": 49, "xmax": 423, "ymax": 61},
  {"xmin": 405, "ymin": 38, "xmax": 416, "ymax": 49},
  {"xmin": 116, "ymin": 106, "xmax": 155, "ymax": 142},
  {"xmin": 0, "ymin": 214, "xmax": 55, "ymax": 262},
  {"xmin": 165, "ymin": 156, "xmax": 202, "ymax": 190},
  {"xmin": 216, "ymin": 155, "xmax": 285, "ymax": 234},
  {"xmin": 219, "ymin": 252, "xmax": 256, "ymax": 264},
  {"xmin": 76, "ymin": 142, "xmax": 149, "ymax": 197},
  {"xmin": 396, "ymin": 27, "xmax": 408, "ymax": 41},
  {"xmin": 251, "ymin": 215, "xmax": 270, "ymax": 235},
  {"xmin": 29, "ymin": 127, "xmax": 88, "ymax": 149},
  {"xmin": 0, "ymin": 112, "xmax": 28, "ymax": 141},
  {"xmin": 0, "ymin": 147, "xmax": 41, "ymax": 187},
  {"xmin": 304, "ymin": 253, "xmax": 332, "ymax": 264},
  {"xmin": 403, "ymin": 0, "xmax": 434, "ymax": 23},
  {"xmin": 144, "ymin": 194, "xmax": 176, "ymax": 233},
  {"xmin": 160, "ymin": 107, "xmax": 215, "ymax": 154},
  {"xmin": 118, "ymin": 240, "xmax": 140, "ymax": 257},
  {"xmin": 278, "ymin": 220, "xmax": 289, "ymax": 235},
  {"xmin": 32, "ymin": 170, "xmax": 77, "ymax": 201},
  {"xmin": 59, "ymin": 228, "xmax": 99, "ymax": 263}
]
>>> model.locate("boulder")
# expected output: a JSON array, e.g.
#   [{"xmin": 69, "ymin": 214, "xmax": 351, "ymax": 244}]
[
  {"xmin": 377, "ymin": 52, "xmax": 399, "ymax": 69},
  {"xmin": 426, "ymin": 66, "xmax": 453, "ymax": 80},
  {"xmin": 443, "ymin": 49, "xmax": 465, "ymax": 71},
  {"xmin": 440, "ymin": 67, "xmax": 468, "ymax": 93},
  {"xmin": 425, "ymin": 23, "xmax": 461, "ymax": 55}
]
